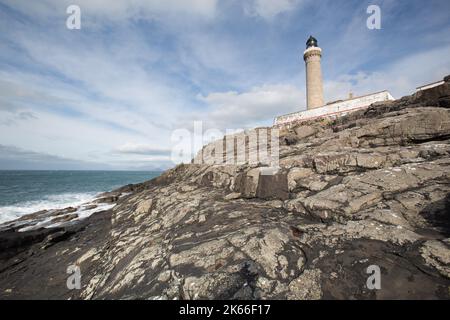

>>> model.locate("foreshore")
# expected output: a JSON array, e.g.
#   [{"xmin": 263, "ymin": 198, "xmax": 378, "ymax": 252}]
[{"xmin": 1, "ymin": 78, "xmax": 450, "ymax": 299}]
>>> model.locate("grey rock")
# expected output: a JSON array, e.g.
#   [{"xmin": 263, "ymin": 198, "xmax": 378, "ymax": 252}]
[{"xmin": 1, "ymin": 77, "xmax": 450, "ymax": 300}]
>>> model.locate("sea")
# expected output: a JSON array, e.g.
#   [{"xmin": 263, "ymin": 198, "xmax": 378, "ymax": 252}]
[{"xmin": 0, "ymin": 170, "xmax": 161, "ymax": 224}]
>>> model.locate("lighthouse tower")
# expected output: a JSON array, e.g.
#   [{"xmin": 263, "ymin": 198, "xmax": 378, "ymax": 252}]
[{"xmin": 303, "ymin": 36, "xmax": 324, "ymax": 110}]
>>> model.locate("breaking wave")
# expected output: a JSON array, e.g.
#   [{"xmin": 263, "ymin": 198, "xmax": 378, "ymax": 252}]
[{"xmin": 0, "ymin": 192, "xmax": 98, "ymax": 224}]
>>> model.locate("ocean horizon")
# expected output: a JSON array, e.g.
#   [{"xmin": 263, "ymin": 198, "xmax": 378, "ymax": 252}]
[{"xmin": 0, "ymin": 170, "xmax": 161, "ymax": 224}]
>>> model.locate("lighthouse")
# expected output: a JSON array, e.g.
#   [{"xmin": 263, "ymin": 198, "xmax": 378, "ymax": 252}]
[
  {"xmin": 303, "ymin": 36, "xmax": 324, "ymax": 110},
  {"xmin": 274, "ymin": 36, "xmax": 395, "ymax": 126}
]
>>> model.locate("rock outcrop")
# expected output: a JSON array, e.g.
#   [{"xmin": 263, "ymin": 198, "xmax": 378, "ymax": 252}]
[{"xmin": 1, "ymin": 76, "xmax": 450, "ymax": 300}]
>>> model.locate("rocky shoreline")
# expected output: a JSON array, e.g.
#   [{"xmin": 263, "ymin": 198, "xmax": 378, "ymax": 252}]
[{"xmin": 1, "ymin": 76, "xmax": 450, "ymax": 299}]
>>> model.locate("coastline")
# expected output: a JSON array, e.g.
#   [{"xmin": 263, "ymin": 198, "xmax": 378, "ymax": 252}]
[
  {"xmin": 0, "ymin": 170, "xmax": 162, "ymax": 226},
  {"xmin": 0, "ymin": 80, "xmax": 449, "ymax": 299}
]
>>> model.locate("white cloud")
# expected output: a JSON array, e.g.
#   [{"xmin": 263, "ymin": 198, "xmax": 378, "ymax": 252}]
[
  {"xmin": 196, "ymin": 84, "xmax": 305, "ymax": 129},
  {"xmin": 114, "ymin": 142, "xmax": 171, "ymax": 156},
  {"xmin": 192, "ymin": 44, "xmax": 450, "ymax": 133},
  {"xmin": 0, "ymin": 1, "xmax": 214, "ymax": 169},
  {"xmin": 0, "ymin": 144, "xmax": 110, "ymax": 170},
  {"xmin": 324, "ymin": 44, "xmax": 450, "ymax": 102},
  {"xmin": 244, "ymin": 0, "xmax": 303, "ymax": 20},
  {"xmin": 3, "ymin": 0, "xmax": 218, "ymax": 20},
  {"xmin": 0, "ymin": 14, "xmax": 195, "ymax": 162}
]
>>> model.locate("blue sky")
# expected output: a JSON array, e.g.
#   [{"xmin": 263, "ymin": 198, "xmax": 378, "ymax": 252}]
[{"xmin": 0, "ymin": 0, "xmax": 449, "ymax": 170}]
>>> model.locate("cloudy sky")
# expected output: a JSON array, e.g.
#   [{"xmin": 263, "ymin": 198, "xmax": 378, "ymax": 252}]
[{"xmin": 0, "ymin": 0, "xmax": 449, "ymax": 170}]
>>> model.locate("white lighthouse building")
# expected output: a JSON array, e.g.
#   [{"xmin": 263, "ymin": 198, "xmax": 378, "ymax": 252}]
[
  {"xmin": 304, "ymin": 36, "xmax": 324, "ymax": 110},
  {"xmin": 274, "ymin": 36, "xmax": 395, "ymax": 126}
]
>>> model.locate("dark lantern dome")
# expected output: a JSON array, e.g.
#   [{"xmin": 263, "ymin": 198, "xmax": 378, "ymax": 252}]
[{"xmin": 306, "ymin": 35, "xmax": 318, "ymax": 49}]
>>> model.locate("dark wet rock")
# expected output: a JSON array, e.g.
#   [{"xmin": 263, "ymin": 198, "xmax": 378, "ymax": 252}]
[
  {"xmin": 95, "ymin": 192, "xmax": 121, "ymax": 203},
  {"xmin": 16, "ymin": 210, "xmax": 48, "ymax": 221},
  {"xmin": 1, "ymin": 76, "xmax": 450, "ymax": 299},
  {"xmin": 83, "ymin": 205, "xmax": 98, "ymax": 210},
  {"xmin": 62, "ymin": 207, "xmax": 78, "ymax": 214},
  {"xmin": 50, "ymin": 213, "xmax": 79, "ymax": 224},
  {"xmin": 282, "ymin": 134, "xmax": 298, "ymax": 146},
  {"xmin": 41, "ymin": 230, "xmax": 74, "ymax": 250}
]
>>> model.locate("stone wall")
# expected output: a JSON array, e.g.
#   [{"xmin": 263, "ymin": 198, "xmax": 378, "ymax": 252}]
[
  {"xmin": 416, "ymin": 80, "xmax": 445, "ymax": 92},
  {"xmin": 274, "ymin": 90, "xmax": 395, "ymax": 126}
]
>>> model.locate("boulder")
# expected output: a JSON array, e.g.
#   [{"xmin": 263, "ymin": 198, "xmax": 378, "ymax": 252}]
[{"xmin": 256, "ymin": 171, "xmax": 289, "ymax": 200}]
